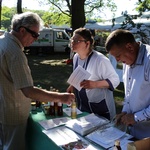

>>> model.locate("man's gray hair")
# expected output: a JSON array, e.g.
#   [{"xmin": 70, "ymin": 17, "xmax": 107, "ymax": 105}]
[{"xmin": 11, "ymin": 12, "xmax": 43, "ymax": 31}]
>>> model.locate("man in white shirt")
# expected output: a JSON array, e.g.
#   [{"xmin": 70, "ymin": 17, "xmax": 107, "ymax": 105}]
[{"xmin": 105, "ymin": 29, "xmax": 150, "ymax": 139}]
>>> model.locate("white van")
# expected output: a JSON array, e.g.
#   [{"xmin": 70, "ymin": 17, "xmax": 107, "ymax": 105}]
[{"xmin": 25, "ymin": 28, "xmax": 71, "ymax": 54}]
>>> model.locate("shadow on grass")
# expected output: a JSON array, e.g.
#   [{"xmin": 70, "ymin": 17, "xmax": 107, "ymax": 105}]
[{"xmin": 27, "ymin": 53, "xmax": 72, "ymax": 92}]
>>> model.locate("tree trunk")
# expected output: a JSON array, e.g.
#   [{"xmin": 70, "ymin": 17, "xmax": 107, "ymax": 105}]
[
  {"xmin": 71, "ymin": 0, "xmax": 85, "ymax": 31},
  {"xmin": 17, "ymin": 0, "xmax": 23, "ymax": 14},
  {"xmin": 0, "ymin": 0, "xmax": 2, "ymax": 28}
]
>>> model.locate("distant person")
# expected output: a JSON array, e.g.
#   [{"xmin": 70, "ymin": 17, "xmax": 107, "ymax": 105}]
[
  {"xmin": 0, "ymin": 12, "xmax": 74, "ymax": 150},
  {"xmin": 67, "ymin": 28, "xmax": 120, "ymax": 120},
  {"xmin": 105, "ymin": 29, "xmax": 150, "ymax": 139},
  {"xmin": 94, "ymin": 34, "xmax": 100, "ymax": 47}
]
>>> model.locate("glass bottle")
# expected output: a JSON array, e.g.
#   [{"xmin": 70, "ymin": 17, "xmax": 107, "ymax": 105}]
[
  {"xmin": 36, "ymin": 84, "xmax": 42, "ymax": 108},
  {"xmin": 48, "ymin": 86, "xmax": 53, "ymax": 106},
  {"xmin": 54, "ymin": 102, "xmax": 58, "ymax": 114},
  {"xmin": 113, "ymin": 140, "xmax": 122, "ymax": 150},
  {"xmin": 36, "ymin": 100, "xmax": 41, "ymax": 108},
  {"xmin": 71, "ymin": 101, "xmax": 77, "ymax": 119},
  {"xmin": 50, "ymin": 86, "xmax": 53, "ymax": 91},
  {"xmin": 49, "ymin": 102, "xmax": 55, "ymax": 116},
  {"xmin": 57, "ymin": 102, "xmax": 63, "ymax": 116},
  {"xmin": 44, "ymin": 106, "xmax": 50, "ymax": 115},
  {"xmin": 31, "ymin": 101, "xmax": 36, "ymax": 111},
  {"xmin": 53, "ymin": 88, "xmax": 58, "ymax": 113}
]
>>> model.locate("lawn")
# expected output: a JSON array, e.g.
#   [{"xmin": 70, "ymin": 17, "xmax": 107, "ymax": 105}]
[
  {"xmin": 27, "ymin": 52, "xmax": 124, "ymax": 113},
  {"xmin": 27, "ymin": 53, "xmax": 72, "ymax": 92}
]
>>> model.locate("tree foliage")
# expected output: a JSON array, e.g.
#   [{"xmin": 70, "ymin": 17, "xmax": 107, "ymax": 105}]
[
  {"xmin": 1, "ymin": 6, "xmax": 17, "ymax": 30},
  {"xmin": 1, "ymin": 0, "xmax": 117, "ymax": 30},
  {"xmin": 1, "ymin": 0, "xmax": 150, "ymax": 35},
  {"xmin": 1, "ymin": 6, "xmax": 70, "ymax": 30},
  {"xmin": 136, "ymin": 0, "xmax": 150, "ymax": 12},
  {"xmin": 41, "ymin": 9, "xmax": 70, "ymax": 26},
  {"xmin": 39, "ymin": 0, "xmax": 117, "ymax": 30}
]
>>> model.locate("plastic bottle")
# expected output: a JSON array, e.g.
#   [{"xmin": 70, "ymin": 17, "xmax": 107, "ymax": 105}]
[
  {"xmin": 71, "ymin": 101, "xmax": 77, "ymax": 119},
  {"xmin": 57, "ymin": 102, "xmax": 63, "ymax": 116},
  {"xmin": 113, "ymin": 140, "xmax": 122, "ymax": 150}
]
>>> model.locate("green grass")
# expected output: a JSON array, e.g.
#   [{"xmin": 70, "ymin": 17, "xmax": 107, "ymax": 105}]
[
  {"xmin": 27, "ymin": 53, "xmax": 73, "ymax": 92},
  {"xmin": 27, "ymin": 53, "xmax": 124, "ymax": 113}
]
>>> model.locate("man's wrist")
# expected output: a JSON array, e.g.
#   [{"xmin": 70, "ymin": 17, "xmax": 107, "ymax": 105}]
[{"xmin": 134, "ymin": 112, "xmax": 147, "ymax": 122}]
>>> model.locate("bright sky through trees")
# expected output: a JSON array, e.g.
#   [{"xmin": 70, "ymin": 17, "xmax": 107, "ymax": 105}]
[{"xmin": 2, "ymin": 0, "xmax": 138, "ymax": 19}]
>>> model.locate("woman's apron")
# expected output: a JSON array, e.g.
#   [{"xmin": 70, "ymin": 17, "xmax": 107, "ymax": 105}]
[{"xmin": 74, "ymin": 52, "xmax": 110, "ymax": 120}]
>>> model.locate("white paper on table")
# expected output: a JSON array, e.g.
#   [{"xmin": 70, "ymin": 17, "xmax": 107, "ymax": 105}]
[
  {"xmin": 63, "ymin": 107, "xmax": 82, "ymax": 116},
  {"xmin": 38, "ymin": 117, "xmax": 71, "ymax": 130},
  {"xmin": 67, "ymin": 65, "xmax": 91, "ymax": 91},
  {"xmin": 43, "ymin": 126, "xmax": 99, "ymax": 150},
  {"xmin": 86, "ymin": 126, "xmax": 127, "ymax": 149},
  {"xmin": 65, "ymin": 113, "xmax": 109, "ymax": 136}
]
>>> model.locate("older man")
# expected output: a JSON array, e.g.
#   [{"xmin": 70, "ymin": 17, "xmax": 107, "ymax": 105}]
[{"xmin": 0, "ymin": 12, "xmax": 74, "ymax": 150}]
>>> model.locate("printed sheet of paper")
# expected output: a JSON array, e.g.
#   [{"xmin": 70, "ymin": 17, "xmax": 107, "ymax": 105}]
[
  {"xmin": 43, "ymin": 126, "xmax": 99, "ymax": 150},
  {"xmin": 67, "ymin": 65, "xmax": 91, "ymax": 91},
  {"xmin": 86, "ymin": 125, "xmax": 127, "ymax": 149},
  {"xmin": 65, "ymin": 113, "xmax": 109, "ymax": 136},
  {"xmin": 38, "ymin": 117, "xmax": 71, "ymax": 130}
]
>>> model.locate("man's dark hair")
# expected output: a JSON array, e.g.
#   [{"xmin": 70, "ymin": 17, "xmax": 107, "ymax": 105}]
[{"xmin": 105, "ymin": 29, "xmax": 136, "ymax": 52}]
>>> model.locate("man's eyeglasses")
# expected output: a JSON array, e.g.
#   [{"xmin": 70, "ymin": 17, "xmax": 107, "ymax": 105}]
[
  {"xmin": 20, "ymin": 26, "xmax": 40, "ymax": 38},
  {"xmin": 70, "ymin": 39, "xmax": 86, "ymax": 44}
]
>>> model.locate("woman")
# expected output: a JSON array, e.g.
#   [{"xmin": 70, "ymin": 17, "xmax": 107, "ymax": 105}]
[{"xmin": 67, "ymin": 28, "xmax": 120, "ymax": 120}]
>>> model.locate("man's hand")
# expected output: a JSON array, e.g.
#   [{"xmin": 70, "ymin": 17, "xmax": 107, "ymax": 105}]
[
  {"xmin": 115, "ymin": 112, "xmax": 127, "ymax": 125},
  {"xmin": 121, "ymin": 113, "xmax": 136, "ymax": 126},
  {"xmin": 58, "ymin": 92, "xmax": 75, "ymax": 105}
]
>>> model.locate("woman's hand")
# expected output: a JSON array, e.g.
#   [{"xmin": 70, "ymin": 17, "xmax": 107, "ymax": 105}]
[
  {"xmin": 80, "ymin": 80, "xmax": 96, "ymax": 89},
  {"xmin": 66, "ymin": 85, "xmax": 74, "ymax": 93}
]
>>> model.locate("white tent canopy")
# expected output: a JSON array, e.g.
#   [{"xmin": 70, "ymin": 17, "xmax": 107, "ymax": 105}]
[
  {"xmin": 84, "ymin": 12, "xmax": 150, "ymax": 31},
  {"xmin": 84, "ymin": 22, "xmax": 121, "ymax": 31}
]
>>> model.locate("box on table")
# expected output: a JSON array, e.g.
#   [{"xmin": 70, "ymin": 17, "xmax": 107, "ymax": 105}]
[{"xmin": 127, "ymin": 137, "xmax": 150, "ymax": 150}]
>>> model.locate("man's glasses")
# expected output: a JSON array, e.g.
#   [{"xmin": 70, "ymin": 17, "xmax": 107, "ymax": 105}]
[
  {"xmin": 70, "ymin": 39, "xmax": 86, "ymax": 44},
  {"xmin": 20, "ymin": 26, "xmax": 40, "ymax": 38}
]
